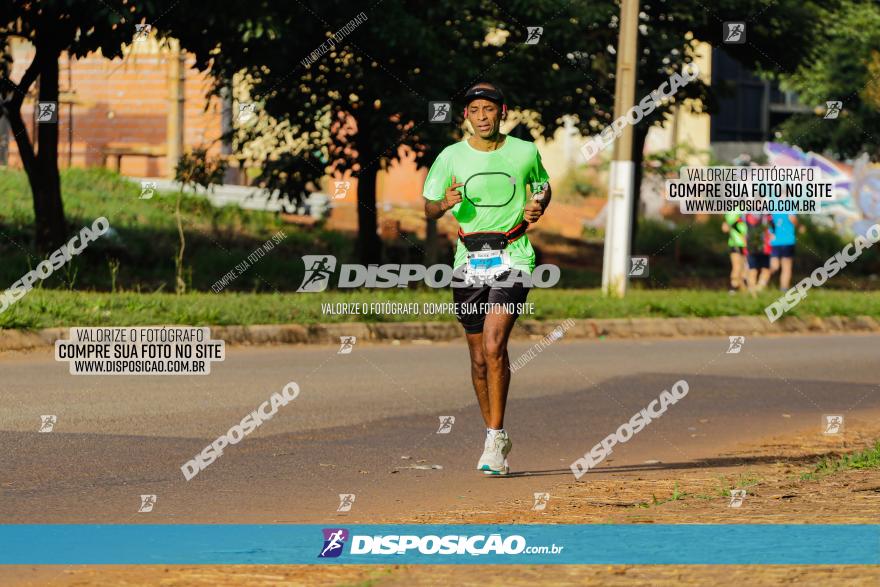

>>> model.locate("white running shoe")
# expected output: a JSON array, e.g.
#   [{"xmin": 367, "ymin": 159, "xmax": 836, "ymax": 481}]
[
  {"xmin": 478, "ymin": 431, "xmax": 512, "ymax": 475},
  {"xmin": 477, "ymin": 434, "xmax": 494, "ymax": 470}
]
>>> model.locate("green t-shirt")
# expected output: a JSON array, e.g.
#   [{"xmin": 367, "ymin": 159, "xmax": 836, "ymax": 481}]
[
  {"xmin": 422, "ymin": 135, "xmax": 550, "ymax": 273},
  {"xmin": 725, "ymin": 211, "xmax": 746, "ymax": 248}
]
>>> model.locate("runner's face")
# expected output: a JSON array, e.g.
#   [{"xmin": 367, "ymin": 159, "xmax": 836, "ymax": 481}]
[{"xmin": 466, "ymin": 99, "xmax": 501, "ymax": 138}]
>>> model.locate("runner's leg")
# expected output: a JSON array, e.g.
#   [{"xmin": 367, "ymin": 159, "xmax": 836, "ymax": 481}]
[
  {"xmin": 453, "ymin": 282, "xmax": 492, "ymax": 427},
  {"xmin": 481, "ymin": 308, "xmax": 519, "ymax": 429},
  {"xmin": 465, "ymin": 332, "xmax": 491, "ymax": 427},
  {"xmin": 729, "ymin": 252, "xmax": 740, "ymax": 289},
  {"xmin": 780, "ymin": 256, "xmax": 793, "ymax": 289},
  {"xmin": 769, "ymin": 255, "xmax": 781, "ymax": 282},
  {"xmin": 747, "ymin": 266, "xmax": 758, "ymax": 294}
]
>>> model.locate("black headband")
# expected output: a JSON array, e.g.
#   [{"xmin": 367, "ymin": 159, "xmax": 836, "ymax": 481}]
[{"xmin": 463, "ymin": 86, "xmax": 505, "ymax": 107}]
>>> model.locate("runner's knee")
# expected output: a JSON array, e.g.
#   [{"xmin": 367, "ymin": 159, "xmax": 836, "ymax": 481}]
[
  {"xmin": 482, "ymin": 338, "xmax": 507, "ymax": 362},
  {"xmin": 471, "ymin": 356, "xmax": 487, "ymax": 377}
]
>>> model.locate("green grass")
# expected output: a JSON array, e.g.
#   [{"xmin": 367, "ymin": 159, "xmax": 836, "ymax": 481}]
[
  {"xmin": 646, "ymin": 482, "xmax": 688, "ymax": 507},
  {"xmin": 0, "ymin": 167, "xmax": 355, "ymax": 293},
  {"xmin": 801, "ymin": 441, "xmax": 880, "ymax": 481},
  {"xmin": 634, "ymin": 446, "xmax": 880, "ymax": 510},
  {"xmin": 2, "ymin": 287, "xmax": 878, "ymax": 329}
]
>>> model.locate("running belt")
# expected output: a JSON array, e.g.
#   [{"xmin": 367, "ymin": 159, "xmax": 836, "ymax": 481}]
[{"xmin": 458, "ymin": 220, "xmax": 529, "ymax": 252}]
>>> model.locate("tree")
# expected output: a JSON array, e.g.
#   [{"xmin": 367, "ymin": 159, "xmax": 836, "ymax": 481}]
[
  {"xmin": 171, "ymin": 1, "xmax": 498, "ymax": 264},
  {"xmin": 776, "ymin": 0, "xmax": 880, "ymax": 161},
  {"xmin": 169, "ymin": 0, "xmax": 827, "ymax": 259},
  {"xmin": 0, "ymin": 1, "xmax": 163, "ymax": 251}
]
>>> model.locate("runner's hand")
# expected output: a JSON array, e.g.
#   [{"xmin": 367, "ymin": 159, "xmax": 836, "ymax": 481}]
[
  {"xmin": 524, "ymin": 199, "xmax": 544, "ymax": 223},
  {"xmin": 443, "ymin": 176, "xmax": 464, "ymax": 211}
]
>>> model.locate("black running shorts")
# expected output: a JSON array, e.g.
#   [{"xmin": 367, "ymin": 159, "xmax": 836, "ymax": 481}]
[{"xmin": 451, "ymin": 270, "xmax": 531, "ymax": 334}]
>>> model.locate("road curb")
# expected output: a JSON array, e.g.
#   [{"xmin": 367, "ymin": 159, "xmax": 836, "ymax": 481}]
[{"xmin": 1, "ymin": 316, "xmax": 878, "ymax": 352}]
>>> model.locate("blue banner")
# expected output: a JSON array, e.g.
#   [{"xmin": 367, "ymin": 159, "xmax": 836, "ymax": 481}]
[{"xmin": 1, "ymin": 525, "xmax": 878, "ymax": 565}]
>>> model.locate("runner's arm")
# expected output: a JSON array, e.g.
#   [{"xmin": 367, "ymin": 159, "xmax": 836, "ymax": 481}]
[
  {"xmin": 424, "ymin": 176, "xmax": 464, "ymax": 219},
  {"xmin": 538, "ymin": 183, "xmax": 552, "ymax": 208},
  {"xmin": 424, "ymin": 199, "xmax": 449, "ymax": 219},
  {"xmin": 524, "ymin": 183, "xmax": 551, "ymax": 223}
]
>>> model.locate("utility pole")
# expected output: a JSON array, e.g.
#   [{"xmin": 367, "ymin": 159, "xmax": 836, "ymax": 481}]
[
  {"xmin": 166, "ymin": 39, "xmax": 185, "ymax": 179},
  {"xmin": 220, "ymin": 82, "xmax": 237, "ymax": 184},
  {"xmin": 601, "ymin": 0, "xmax": 640, "ymax": 297}
]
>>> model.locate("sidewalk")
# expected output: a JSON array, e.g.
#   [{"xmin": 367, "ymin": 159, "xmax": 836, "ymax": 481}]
[{"xmin": 1, "ymin": 315, "xmax": 877, "ymax": 352}]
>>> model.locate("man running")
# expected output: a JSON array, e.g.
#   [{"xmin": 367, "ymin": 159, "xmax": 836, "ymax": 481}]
[{"xmin": 422, "ymin": 82, "xmax": 551, "ymax": 475}]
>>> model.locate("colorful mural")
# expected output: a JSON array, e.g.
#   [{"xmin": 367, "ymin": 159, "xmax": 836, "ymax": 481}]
[{"xmin": 764, "ymin": 142, "xmax": 880, "ymax": 237}]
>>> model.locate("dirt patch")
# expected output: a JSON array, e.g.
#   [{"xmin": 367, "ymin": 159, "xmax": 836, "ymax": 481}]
[
  {"xmin": 4, "ymin": 563, "xmax": 879, "ymax": 586},
  {"xmin": 402, "ymin": 412, "xmax": 880, "ymax": 525}
]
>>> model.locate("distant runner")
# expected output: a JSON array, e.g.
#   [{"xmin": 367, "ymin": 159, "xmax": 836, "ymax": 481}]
[
  {"xmin": 422, "ymin": 82, "xmax": 551, "ymax": 475},
  {"xmin": 743, "ymin": 212, "xmax": 775, "ymax": 294},
  {"xmin": 722, "ymin": 211, "xmax": 747, "ymax": 293},
  {"xmin": 769, "ymin": 213, "xmax": 798, "ymax": 290}
]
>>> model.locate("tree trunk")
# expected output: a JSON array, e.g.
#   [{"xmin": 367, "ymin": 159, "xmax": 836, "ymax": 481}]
[
  {"xmin": 356, "ymin": 162, "xmax": 381, "ymax": 264},
  {"xmin": 0, "ymin": 116, "xmax": 9, "ymax": 166},
  {"xmin": 355, "ymin": 117, "xmax": 381, "ymax": 265},
  {"xmin": 34, "ymin": 49, "xmax": 67, "ymax": 251},
  {"xmin": 629, "ymin": 125, "xmax": 649, "ymax": 252}
]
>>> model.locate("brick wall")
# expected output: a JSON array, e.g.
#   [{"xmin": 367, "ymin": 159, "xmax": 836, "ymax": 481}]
[{"xmin": 5, "ymin": 39, "xmax": 223, "ymax": 178}]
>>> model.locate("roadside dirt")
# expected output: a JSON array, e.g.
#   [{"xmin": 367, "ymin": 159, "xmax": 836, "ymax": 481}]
[
  {"xmin": 404, "ymin": 410, "xmax": 880, "ymax": 526},
  {"xmin": 4, "ymin": 414, "xmax": 879, "ymax": 586}
]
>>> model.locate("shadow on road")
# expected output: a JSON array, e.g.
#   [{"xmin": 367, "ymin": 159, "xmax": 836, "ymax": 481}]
[{"xmin": 502, "ymin": 452, "xmax": 834, "ymax": 478}]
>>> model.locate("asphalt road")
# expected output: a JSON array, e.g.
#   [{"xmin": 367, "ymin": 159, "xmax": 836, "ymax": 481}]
[{"xmin": 1, "ymin": 333, "xmax": 878, "ymax": 523}]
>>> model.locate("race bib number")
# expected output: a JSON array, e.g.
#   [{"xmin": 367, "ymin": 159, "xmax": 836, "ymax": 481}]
[{"xmin": 465, "ymin": 249, "xmax": 511, "ymax": 282}]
